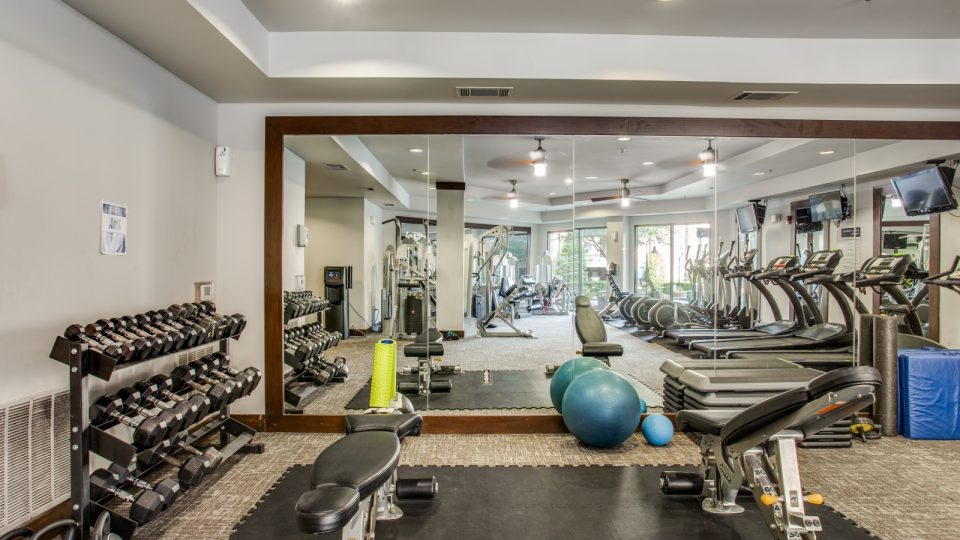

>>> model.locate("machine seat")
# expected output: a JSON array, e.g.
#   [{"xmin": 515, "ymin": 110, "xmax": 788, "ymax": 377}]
[
  {"xmin": 345, "ymin": 414, "xmax": 423, "ymax": 439},
  {"xmin": 296, "ymin": 485, "xmax": 361, "ymax": 534},
  {"xmin": 676, "ymin": 410, "xmax": 740, "ymax": 436},
  {"xmin": 413, "ymin": 329, "xmax": 443, "ymax": 343},
  {"xmin": 582, "ymin": 343, "xmax": 624, "ymax": 358},
  {"xmin": 805, "ymin": 366, "xmax": 883, "ymax": 400},
  {"xmin": 404, "ymin": 342, "xmax": 444, "ymax": 358},
  {"xmin": 310, "ymin": 432, "xmax": 400, "ymax": 498}
]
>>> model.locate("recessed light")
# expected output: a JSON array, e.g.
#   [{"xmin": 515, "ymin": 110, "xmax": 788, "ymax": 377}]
[
  {"xmin": 549, "ymin": 192, "xmax": 557, "ymax": 195},
  {"xmin": 421, "ymin": 171, "xmax": 430, "ymax": 175},
  {"xmin": 617, "ymin": 137, "xmax": 631, "ymax": 141},
  {"xmin": 564, "ymin": 178, "xmax": 573, "ymax": 184},
  {"xmin": 409, "ymin": 148, "xmax": 423, "ymax": 153},
  {"xmin": 753, "ymin": 171, "xmax": 766, "ymax": 176},
  {"xmin": 586, "ymin": 176, "xmax": 598, "ymax": 179},
  {"xmin": 428, "ymin": 187, "xmax": 436, "ymax": 190},
  {"xmin": 466, "ymin": 198, "xmax": 474, "ymax": 202},
  {"xmin": 642, "ymin": 161, "xmax": 654, "ymax": 166},
  {"xmin": 819, "ymin": 150, "xmax": 835, "ymax": 155}
]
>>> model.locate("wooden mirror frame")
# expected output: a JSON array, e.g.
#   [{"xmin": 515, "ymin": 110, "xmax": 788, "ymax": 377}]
[{"xmin": 262, "ymin": 116, "xmax": 960, "ymax": 433}]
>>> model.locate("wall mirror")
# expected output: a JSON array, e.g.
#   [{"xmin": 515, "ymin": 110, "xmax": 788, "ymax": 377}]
[{"xmin": 263, "ymin": 117, "xmax": 960, "ymax": 431}]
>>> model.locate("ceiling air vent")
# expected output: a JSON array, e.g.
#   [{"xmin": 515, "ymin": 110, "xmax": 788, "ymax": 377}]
[
  {"xmin": 732, "ymin": 91, "xmax": 798, "ymax": 102},
  {"xmin": 456, "ymin": 86, "xmax": 514, "ymax": 98},
  {"xmin": 325, "ymin": 163, "xmax": 349, "ymax": 171}
]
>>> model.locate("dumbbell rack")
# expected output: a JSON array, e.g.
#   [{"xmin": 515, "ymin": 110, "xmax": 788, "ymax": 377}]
[
  {"xmin": 283, "ymin": 294, "xmax": 334, "ymax": 413},
  {"xmin": 49, "ymin": 332, "xmax": 262, "ymax": 539}
]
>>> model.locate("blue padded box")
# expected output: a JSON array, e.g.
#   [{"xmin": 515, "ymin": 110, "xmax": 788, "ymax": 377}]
[{"xmin": 897, "ymin": 348, "xmax": 960, "ymax": 439}]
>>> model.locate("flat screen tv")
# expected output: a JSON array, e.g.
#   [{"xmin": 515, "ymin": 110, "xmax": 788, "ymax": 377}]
[
  {"xmin": 809, "ymin": 191, "xmax": 844, "ymax": 222},
  {"xmin": 891, "ymin": 166, "xmax": 957, "ymax": 216},
  {"xmin": 736, "ymin": 204, "xmax": 760, "ymax": 233},
  {"xmin": 882, "ymin": 232, "xmax": 908, "ymax": 250}
]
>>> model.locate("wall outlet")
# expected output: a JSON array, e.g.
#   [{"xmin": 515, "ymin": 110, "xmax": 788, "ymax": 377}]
[
  {"xmin": 195, "ymin": 281, "xmax": 215, "ymax": 302},
  {"xmin": 295, "ymin": 275, "xmax": 305, "ymax": 290}
]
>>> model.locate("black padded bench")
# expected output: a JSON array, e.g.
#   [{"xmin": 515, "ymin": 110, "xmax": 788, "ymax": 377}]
[
  {"xmin": 403, "ymin": 342, "xmax": 444, "ymax": 359},
  {"xmin": 296, "ymin": 414, "xmax": 432, "ymax": 537},
  {"xmin": 573, "ymin": 295, "xmax": 623, "ymax": 364},
  {"xmin": 401, "ymin": 332, "xmax": 457, "ymax": 396}
]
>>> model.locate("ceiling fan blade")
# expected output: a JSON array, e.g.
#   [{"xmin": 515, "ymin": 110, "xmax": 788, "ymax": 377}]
[{"xmin": 590, "ymin": 195, "xmax": 622, "ymax": 202}]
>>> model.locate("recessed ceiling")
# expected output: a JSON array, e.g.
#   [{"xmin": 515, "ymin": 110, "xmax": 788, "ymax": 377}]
[{"xmin": 241, "ymin": 0, "xmax": 960, "ymax": 39}]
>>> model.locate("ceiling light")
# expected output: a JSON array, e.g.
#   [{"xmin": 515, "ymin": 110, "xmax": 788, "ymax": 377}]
[
  {"xmin": 819, "ymin": 150, "xmax": 836, "ymax": 155},
  {"xmin": 530, "ymin": 137, "xmax": 547, "ymax": 177},
  {"xmin": 428, "ymin": 187, "xmax": 436, "ymax": 190},
  {"xmin": 700, "ymin": 139, "xmax": 717, "ymax": 177},
  {"xmin": 586, "ymin": 176, "xmax": 598, "ymax": 180},
  {"xmin": 642, "ymin": 161, "xmax": 654, "ymax": 166},
  {"xmin": 617, "ymin": 137, "xmax": 631, "ymax": 141},
  {"xmin": 891, "ymin": 197, "xmax": 902, "ymax": 208},
  {"xmin": 466, "ymin": 198, "xmax": 473, "ymax": 202},
  {"xmin": 620, "ymin": 179, "xmax": 631, "ymax": 207},
  {"xmin": 565, "ymin": 178, "xmax": 573, "ymax": 184},
  {"xmin": 753, "ymin": 171, "xmax": 766, "ymax": 176},
  {"xmin": 549, "ymin": 192, "xmax": 557, "ymax": 195},
  {"xmin": 421, "ymin": 171, "xmax": 430, "ymax": 175},
  {"xmin": 508, "ymin": 179, "xmax": 519, "ymax": 208},
  {"xmin": 409, "ymin": 148, "xmax": 423, "ymax": 153}
]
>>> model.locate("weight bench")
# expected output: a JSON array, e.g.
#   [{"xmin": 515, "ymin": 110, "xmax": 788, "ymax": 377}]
[
  {"xmin": 661, "ymin": 366, "xmax": 881, "ymax": 540},
  {"xmin": 399, "ymin": 334, "xmax": 459, "ymax": 396},
  {"xmin": 296, "ymin": 414, "xmax": 437, "ymax": 537}
]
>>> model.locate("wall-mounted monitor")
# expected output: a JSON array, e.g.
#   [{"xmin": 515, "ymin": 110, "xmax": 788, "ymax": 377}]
[
  {"xmin": 809, "ymin": 190, "xmax": 846, "ymax": 222},
  {"xmin": 736, "ymin": 203, "xmax": 764, "ymax": 233},
  {"xmin": 882, "ymin": 232, "xmax": 909, "ymax": 250},
  {"xmin": 891, "ymin": 166, "xmax": 957, "ymax": 216}
]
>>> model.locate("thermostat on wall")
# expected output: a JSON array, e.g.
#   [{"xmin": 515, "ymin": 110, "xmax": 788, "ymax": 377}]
[
  {"xmin": 296, "ymin": 224, "xmax": 309, "ymax": 247},
  {"xmin": 215, "ymin": 146, "xmax": 232, "ymax": 177},
  {"xmin": 195, "ymin": 281, "xmax": 215, "ymax": 302}
]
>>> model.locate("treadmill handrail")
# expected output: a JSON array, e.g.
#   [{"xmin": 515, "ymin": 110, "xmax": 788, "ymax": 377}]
[{"xmin": 788, "ymin": 268, "xmax": 834, "ymax": 281}]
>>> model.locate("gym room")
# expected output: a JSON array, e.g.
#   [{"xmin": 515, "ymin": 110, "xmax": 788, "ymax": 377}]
[{"xmin": 2, "ymin": 1, "xmax": 960, "ymax": 539}]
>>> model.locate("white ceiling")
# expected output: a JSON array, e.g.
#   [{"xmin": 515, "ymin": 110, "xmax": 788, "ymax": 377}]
[
  {"xmin": 61, "ymin": 0, "xmax": 960, "ymax": 105},
  {"xmin": 286, "ymin": 134, "xmax": 942, "ymax": 221},
  {"xmin": 241, "ymin": 0, "xmax": 960, "ymax": 39}
]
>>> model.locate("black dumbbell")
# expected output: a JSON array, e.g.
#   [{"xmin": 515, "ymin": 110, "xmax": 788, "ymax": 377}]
[
  {"xmin": 89, "ymin": 395, "xmax": 167, "ymax": 448},
  {"xmin": 171, "ymin": 303, "xmax": 225, "ymax": 340},
  {"xmin": 195, "ymin": 302, "xmax": 246, "ymax": 339},
  {"xmin": 145, "ymin": 310, "xmax": 199, "ymax": 349},
  {"xmin": 156, "ymin": 309, "xmax": 208, "ymax": 346},
  {"xmin": 133, "ymin": 380, "xmax": 201, "ymax": 428},
  {"xmin": 77, "ymin": 323, "xmax": 138, "ymax": 362},
  {"xmin": 137, "ymin": 441, "xmax": 207, "ymax": 487},
  {"xmin": 187, "ymin": 361, "xmax": 242, "ymax": 402},
  {"xmin": 87, "ymin": 319, "xmax": 152, "ymax": 361},
  {"xmin": 107, "ymin": 463, "xmax": 181, "ymax": 510},
  {"xmin": 106, "ymin": 317, "xmax": 164, "ymax": 359},
  {"xmin": 168, "ymin": 431, "xmax": 224, "ymax": 469},
  {"xmin": 146, "ymin": 375, "xmax": 213, "ymax": 422},
  {"xmin": 170, "ymin": 366, "xmax": 232, "ymax": 410},
  {"xmin": 121, "ymin": 315, "xmax": 175, "ymax": 354},
  {"xmin": 165, "ymin": 305, "xmax": 215, "ymax": 343},
  {"xmin": 208, "ymin": 353, "xmax": 262, "ymax": 394},
  {"xmin": 116, "ymin": 387, "xmax": 184, "ymax": 435},
  {"xmin": 110, "ymin": 317, "xmax": 165, "ymax": 358},
  {"xmin": 89, "ymin": 469, "xmax": 164, "ymax": 524},
  {"xmin": 200, "ymin": 356, "xmax": 256, "ymax": 397},
  {"xmin": 63, "ymin": 324, "xmax": 125, "ymax": 360},
  {"xmin": 134, "ymin": 314, "xmax": 185, "ymax": 351}
]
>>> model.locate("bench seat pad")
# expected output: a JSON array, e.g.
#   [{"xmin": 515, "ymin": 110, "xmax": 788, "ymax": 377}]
[
  {"xmin": 404, "ymin": 342, "xmax": 444, "ymax": 358},
  {"xmin": 296, "ymin": 485, "xmax": 361, "ymax": 534},
  {"xmin": 676, "ymin": 410, "xmax": 740, "ymax": 436},
  {"xmin": 311, "ymin": 432, "xmax": 400, "ymax": 498},
  {"xmin": 345, "ymin": 414, "xmax": 423, "ymax": 439},
  {"xmin": 582, "ymin": 342, "xmax": 624, "ymax": 357}
]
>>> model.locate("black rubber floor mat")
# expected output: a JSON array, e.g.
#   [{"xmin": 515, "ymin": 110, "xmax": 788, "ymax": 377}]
[
  {"xmin": 232, "ymin": 464, "xmax": 875, "ymax": 540},
  {"xmin": 345, "ymin": 370, "xmax": 661, "ymax": 410}
]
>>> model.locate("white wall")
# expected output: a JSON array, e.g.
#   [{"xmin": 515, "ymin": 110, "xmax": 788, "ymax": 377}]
[
  {"xmin": 282, "ymin": 149, "xmax": 306, "ymax": 290},
  {"xmin": 0, "ymin": 0, "xmax": 217, "ymax": 402},
  {"xmin": 436, "ymin": 189, "xmax": 466, "ymax": 332},
  {"xmin": 303, "ymin": 197, "xmax": 364, "ymax": 314},
  {"xmin": 362, "ymin": 199, "xmax": 383, "ymax": 327}
]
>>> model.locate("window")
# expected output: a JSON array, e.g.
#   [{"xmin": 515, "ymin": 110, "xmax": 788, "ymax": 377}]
[
  {"xmin": 547, "ymin": 228, "xmax": 609, "ymax": 306},
  {"xmin": 635, "ymin": 223, "xmax": 711, "ymax": 301},
  {"xmin": 467, "ymin": 224, "xmax": 530, "ymax": 280}
]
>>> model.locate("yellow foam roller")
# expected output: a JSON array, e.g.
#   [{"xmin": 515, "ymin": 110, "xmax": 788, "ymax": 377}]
[{"xmin": 370, "ymin": 339, "xmax": 398, "ymax": 408}]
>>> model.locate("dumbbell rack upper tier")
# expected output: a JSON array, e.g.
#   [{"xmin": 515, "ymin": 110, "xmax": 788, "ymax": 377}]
[{"xmin": 49, "ymin": 327, "xmax": 261, "ymax": 540}]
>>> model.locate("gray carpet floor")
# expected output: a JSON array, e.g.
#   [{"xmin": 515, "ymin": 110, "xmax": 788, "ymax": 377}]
[
  {"xmin": 302, "ymin": 314, "xmax": 681, "ymax": 415},
  {"xmin": 133, "ymin": 432, "xmax": 960, "ymax": 540}
]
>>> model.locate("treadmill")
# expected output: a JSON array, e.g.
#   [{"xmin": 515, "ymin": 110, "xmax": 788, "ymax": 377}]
[
  {"xmin": 666, "ymin": 253, "xmax": 837, "ymax": 345},
  {"xmin": 688, "ymin": 250, "xmax": 900, "ymax": 358}
]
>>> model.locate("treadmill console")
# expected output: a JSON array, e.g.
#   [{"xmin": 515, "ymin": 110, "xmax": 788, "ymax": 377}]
[
  {"xmin": 861, "ymin": 255, "xmax": 912, "ymax": 277},
  {"xmin": 767, "ymin": 256, "xmax": 798, "ymax": 271},
  {"xmin": 802, "ymin": 250, "xmax": 842, "ymax": 270}
]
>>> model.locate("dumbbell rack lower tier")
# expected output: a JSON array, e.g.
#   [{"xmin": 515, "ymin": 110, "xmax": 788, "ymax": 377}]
[{"xmin": 49, "ymin": 334, "xmax": 262, "ymax": 540}]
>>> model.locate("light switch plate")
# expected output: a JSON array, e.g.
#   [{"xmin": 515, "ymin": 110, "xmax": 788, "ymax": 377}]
[
  {"xmin": 195, "ymin": 281, "xmax": 215, "ymax": 302},
  {"xmin": 295, "ymin": 275, "xmax": 305, "ymax": 290}
]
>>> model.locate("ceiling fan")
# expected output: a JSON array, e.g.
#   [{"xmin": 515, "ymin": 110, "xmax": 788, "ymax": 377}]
[{"xmin": 590, "ymin": 179, "xmax": 649, "ymax": 205}]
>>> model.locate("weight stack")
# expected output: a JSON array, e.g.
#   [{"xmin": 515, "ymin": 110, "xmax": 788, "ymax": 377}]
[{"xmin": 404, "ymin": 296, "xmax": 424, "ymax": 336}]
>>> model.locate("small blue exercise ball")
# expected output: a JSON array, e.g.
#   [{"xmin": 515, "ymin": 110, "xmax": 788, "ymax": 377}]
[
  {"xmin": 641, "ymin": 414, "xmax": 674, "ymax": 446},
  {"xmin": 639, "ymin": 399, "xmax": 648, "ymax": 415},
  {"xmin": 561, "ymin": 370, "xmax": 642, "ymax": 448},
  {"xmin": 549, "ymin": 357, "xmax": 610, "ymax": 413}
]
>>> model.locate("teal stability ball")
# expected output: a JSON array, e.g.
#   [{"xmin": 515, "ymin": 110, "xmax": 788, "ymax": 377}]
[
  {"xmin": 549, "ymin": 357, "xmax": 610, "ymax": 413},
  {"xmin": 561, "ymin": 370, "xmax": 642, "ymax": 448},
  {"xmin": 641, "ymin": 414, "xmax": 674, "ymax": 446},
  {"xmin": 639, "ymin": 399, "xmax": 648, "ymax": 415}
]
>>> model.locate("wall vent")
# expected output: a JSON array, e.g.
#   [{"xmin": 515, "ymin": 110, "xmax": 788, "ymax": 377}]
[
  {"xmin": 177, "ymin": 345, "xmax": 217, "ymax": 367},
  {"xmin": 456, "ymin": 86, "xmax": 514, "ymax": 98},
  {"xmin": 0, "ymin": 390, "xmax": 71, "ymax": 535},
  {"xmin": 325, "ymin": 164, "xmax": 349, "ymax": 171},
  {"xmin": 732, "ymin": 91, "xmax": 798, "ymax": 102}
]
